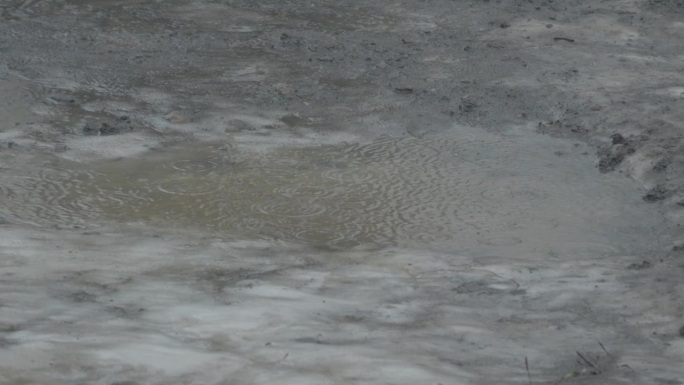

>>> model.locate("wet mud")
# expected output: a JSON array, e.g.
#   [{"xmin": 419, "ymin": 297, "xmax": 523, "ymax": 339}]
[
  {"xmin": 0, "ymin": 0, "xmax": 683, "ymax": 384},
  {"xmin": 0, "ymin": 126, "xmax": 663, "ymax": 253}
]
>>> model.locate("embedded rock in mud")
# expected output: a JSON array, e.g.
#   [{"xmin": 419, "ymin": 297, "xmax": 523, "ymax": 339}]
[
  {"xmin": 643, "ymin": 184, "xmax": 672, "ymax": 203},
  {"xmin": 83, "ymin": 116, "xmax": 136, "ymax": 136}
]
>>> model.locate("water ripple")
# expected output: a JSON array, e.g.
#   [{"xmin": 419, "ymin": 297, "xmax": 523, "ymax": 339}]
[
  {"xmin": 0, "ymin": 133, "xmax": 641, "ymax": 248},
  {"xmin": 156, "ymin": 177, "xmax": 221, "ymax": 196},
  {"xmin": 170, "ymin": 160, "xmax": 218, "ymax": 173}
]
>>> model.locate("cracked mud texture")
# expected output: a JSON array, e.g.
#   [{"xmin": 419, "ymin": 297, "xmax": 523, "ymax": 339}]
[{"xmin": 0, "ymin": 0, "xmax": 683, "ymax": 384}]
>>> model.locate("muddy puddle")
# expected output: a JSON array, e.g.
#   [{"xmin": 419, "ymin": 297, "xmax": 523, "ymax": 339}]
[
  {"xmin": 1, "ymin": 0, "xmax": 683, "ymax": 382},
  {"xmin": 0, "ymin": 126, "xmax": 677, "ymax": 385},
  {"xmin": 0, "ymin": 125, "xmax": 662, "ymax": 255}
]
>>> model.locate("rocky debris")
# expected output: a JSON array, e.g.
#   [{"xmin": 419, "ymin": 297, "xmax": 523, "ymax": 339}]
[
  {"xmin": 54, "ymin": 143, "xmax": 69, "ymax": 153},
  {"xmin": 653, "ymin": 156, "xmax": 673, "ymax": 173},
  {"xmin": 597, "ymin": 134, "xmax": 640, "ymax": 173},
  {"xmin": 83, "ymin": 116, "xmax": 135, "ymax": 136},
  {"xmin": 648, "ymin": 0, "xmax": 684, "ymax": 14},
  {"xmin": 611, "ymin": 133, "xmax": 627, "ymax": 145},
  {"xmin": 642, "ymin": 184, "xmax": 671, "ymax": 202},
  {"xmin": 536, "ymin": 120, "xmax": 588, "ymax": 139},
  {"xmin": 627, "ymin": 260, "xmax": 652, "ymax": 270},
  {"xmin": 394, "ymin": 87, "xmax": 414, "ymax": 94},
  {"xmin": 458, "ymin": 97, "xmax": 478, "ymax": 113},
  {"xmin": 225, "ymin": 119, "xmax": 256, "ymax": 133}
]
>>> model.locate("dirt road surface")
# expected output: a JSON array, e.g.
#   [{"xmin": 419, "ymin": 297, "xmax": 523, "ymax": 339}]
[{"xmin": 0, "ymin": 1, "xmax": 683, "ymax": 384}]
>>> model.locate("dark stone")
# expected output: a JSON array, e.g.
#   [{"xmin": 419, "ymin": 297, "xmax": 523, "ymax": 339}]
[
  {"xmin": 611, "ymin": 133, "xmax": 626, "ymax": 145},
  {"xmin": 597, "ymin": 136, "xmax": 639, "ymax": 173},
  {"xmin": 83, "ymin": 116, "xmax": 135, "ymax": 136},
  {"xmin": 653, "ymin": 157, "xmax": 672, "ymax": 172},
  {"xmin": 394, "ymin": 87, "xmax": 414, "ymax": 94},
  {"xmin": 83, "ymin": 123, "xmax": 99, "ymax": 135},
  {"xmin": 597, "ymin": 148, "xmax": 626, "ymax": 173},
  {"xmin": 459, "ymin": 97, "xmax": 477, "ymax": 113},
  {"xmin": 627, "ymin": 260, "xmax": 652, "ymax": 270},
  {"xmin": 69, "ymin": 291, "xmax": 97, "ymax": 303},
  {"xmin": 99, "ymin": 123, "xmax": 118, "ymax": 135},
  {"xmin": 643, "ymin": 184, "xmax": 669, "ymax": 202}
]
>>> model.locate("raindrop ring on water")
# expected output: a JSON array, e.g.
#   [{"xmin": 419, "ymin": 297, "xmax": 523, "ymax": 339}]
[
  {"xmin": 273, "ymin": 185, "xmax": 333, "ymax": 199},
  {"xmin": 253, "ymin": 199, "xmax": 327, "ymax": 218},
  {"xmin": 157, "ymin": 177, "xmax": 221, "ymax": 195},
  {"xmin": 171, "ymin": 160, "xmax": 218, "ymax": 173},
  {"xmin": 477, "ymin": 236, "xmax": 523, "ymax": 246}
]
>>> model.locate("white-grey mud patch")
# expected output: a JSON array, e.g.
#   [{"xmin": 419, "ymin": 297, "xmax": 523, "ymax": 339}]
[
  {"xmin": 0, "ymin": 125, "xmax": 682, "ymax": 385},
  {"xmin": 2, "ymin": 0, "xmax": 684, "ymax": 383}
]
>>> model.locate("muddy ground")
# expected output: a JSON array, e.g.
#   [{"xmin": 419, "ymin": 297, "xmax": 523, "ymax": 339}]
[{"xmin": 0, "ymin": 0, "xmax": 683, "ymax": 384}]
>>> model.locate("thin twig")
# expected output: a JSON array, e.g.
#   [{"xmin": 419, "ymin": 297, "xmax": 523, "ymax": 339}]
[
  {"xmin": 525, "ymin": 356, "xmax": 532, "ymax": 385},
  {"xmin": 553, "ymin": 37, "xmax": 575, "ymax": 43},
  {"xmin": 598, "ymin": 341, "xmax": 617, "ymax": 369},
  {"xmin": 576, "ymin": 351, "xmax": 597, "ymax": 369}
]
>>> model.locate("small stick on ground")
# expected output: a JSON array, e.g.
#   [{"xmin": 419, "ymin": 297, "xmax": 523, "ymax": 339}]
[
  {"xmin": 553, "ymin": 37, "xmax": 575, "ymax": 43},
  {"xmin": 576, "ymin": 351, "xmax": 600, "ymax": 374},
  {"xmin": 525, "ymin": 356, "xmax": 532, "ymax": 385},
  {"xmin": 598, "ymin": 341, "xmax": 617, "ymax": 369}
]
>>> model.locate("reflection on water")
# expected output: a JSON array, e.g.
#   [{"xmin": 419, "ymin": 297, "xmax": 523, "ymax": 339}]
[{"xmin": 0, "ymin": 133, "xmax": 632, "ymax": 248}]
